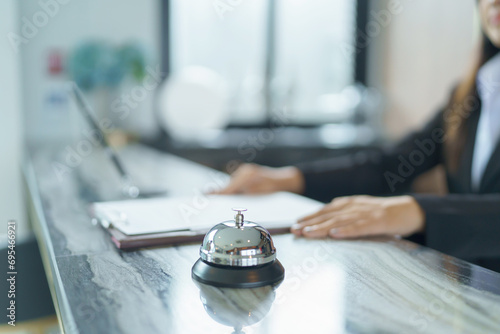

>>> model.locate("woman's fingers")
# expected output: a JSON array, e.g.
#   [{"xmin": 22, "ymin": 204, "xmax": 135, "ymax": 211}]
[
  {"xmin": 329, "ymin": 219, "xmax": 373, "ymax": 238},
  {"xmin": 293, "ymin": 197, "xmax": 358, "ymax": 235},
  {"xmin": 291, "ymin": 211, "xmax": 353, "ymax": 235},
  {"xmin": 294, "ymin": 195, "xmax": 425, "ymax": 240},
  {"xmin": 214, "ymin": 164, "xmax": 305, "ymax": 195},
  {"xmin": 296, "ymin": 215, "xmax": 359, "ymax": 238},
  {"xmin": 297, "ymin": 197, "xmax": 352, "ymax": 223},
  {"xmin": 215, "ymin": 164, "xmax": 258, "ymax": 194},
  {"xmin": 215, "ymin": 177, "xmax": 248, "ymax": 194}
]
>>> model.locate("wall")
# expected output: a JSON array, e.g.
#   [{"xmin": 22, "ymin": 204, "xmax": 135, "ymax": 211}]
[
  {"xmin": 16, "ymin": 0, "xmax": 477, "ymax": 144},
  {"xmin": 18, "ymin": 0, "xmax": 161, "ymax": 144},
  {"xmin": 368, "ymin": 0, "xmax": 478, "ymax": 139},
  {"xmin": 0, "ymin": 1, "xmax": 26, "ymax": 239}
]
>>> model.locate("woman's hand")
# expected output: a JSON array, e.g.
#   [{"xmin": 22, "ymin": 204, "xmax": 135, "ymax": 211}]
[
  {"xmin": 214, "ymin": 164, "xmax": 305, "ymax": 195},
  {"xmin": 291, "ymin": 195, "xmax": 425, "ymax": 239}
]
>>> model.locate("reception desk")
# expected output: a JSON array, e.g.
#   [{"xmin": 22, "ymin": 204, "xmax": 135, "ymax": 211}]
[{"xmin": 25, "ymin": 144, "xmax": 500, "ymax": 334}]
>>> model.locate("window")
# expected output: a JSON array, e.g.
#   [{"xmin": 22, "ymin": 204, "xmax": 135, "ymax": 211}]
[
  {"xmin": 274, "ymin": 0, "xmax": 357, "ymax": 123},
  {"xmin": 164, "ymin": 0, "xmax": 363, "ymax": 126}
]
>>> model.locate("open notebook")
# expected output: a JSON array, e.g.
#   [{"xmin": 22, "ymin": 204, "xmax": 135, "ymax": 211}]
[{"xmin": 91, "ymin": 192, "xmax": 323, "ymax": 249}]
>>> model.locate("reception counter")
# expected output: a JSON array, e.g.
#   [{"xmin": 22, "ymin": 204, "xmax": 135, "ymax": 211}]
[{"xmin": 25, "ymin": 144, "xmax": 500, "ymax": 333}]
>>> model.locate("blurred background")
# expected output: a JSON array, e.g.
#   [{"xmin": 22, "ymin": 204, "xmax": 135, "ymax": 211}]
[
  {"xmin": 0, "ymin": 0, "xmax": 479, "ymax": 328},
  {"xmin": 1, "ymin": 0, "xmax": 477, "ymax": 257},
  {"xmin": 0, "ymin": 0, "xmax": 480, "ymax": 331},
  {"xmin": 0, "ymin": 0, "xmax": 479, "ymax": 330}
]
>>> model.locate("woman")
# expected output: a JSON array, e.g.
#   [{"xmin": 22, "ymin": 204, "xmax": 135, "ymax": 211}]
[{"xmin": 218, "ymin": 0, "xmax": 500, "ymax": 272}]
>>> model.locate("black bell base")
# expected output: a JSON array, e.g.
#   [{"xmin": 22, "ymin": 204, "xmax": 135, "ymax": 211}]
[{"xmin": 191, "ymin": 259, "xmax": 285, "ymax": 288}]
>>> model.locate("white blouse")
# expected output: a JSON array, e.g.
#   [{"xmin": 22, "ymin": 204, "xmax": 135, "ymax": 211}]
[{"xmin": 472, "ymin": 52, "xmax": 500, "ymax": 191}]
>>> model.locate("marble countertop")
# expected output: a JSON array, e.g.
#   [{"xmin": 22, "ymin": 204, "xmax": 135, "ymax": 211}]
[{"xmin": 25, "ymin": 144, "xmax": 500, "ymax": 334}]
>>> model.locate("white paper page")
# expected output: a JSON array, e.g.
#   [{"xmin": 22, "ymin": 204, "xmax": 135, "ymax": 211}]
[{"xmin": 92, "ymin": 192, "xmax": 323, "ymax": 236}]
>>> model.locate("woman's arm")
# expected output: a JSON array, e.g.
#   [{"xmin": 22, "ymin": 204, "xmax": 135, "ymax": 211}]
[
  {"xmin": 216, "ymin": 109, "xmax": 446, "ymax": 198},
  {"xmin": 291, "ymin": 195, "xmax": 425, "ymax": 238},
  {"xmin": 292, "ymin": 192, "xmax": 500, "ymax": 263},
  {"xmin": 298, "ymin": 109, "xmax": 446, "ymax": 202},
  {"xmin": 217, "ymin": 108, "xmax": 446, "ymax": 201}
]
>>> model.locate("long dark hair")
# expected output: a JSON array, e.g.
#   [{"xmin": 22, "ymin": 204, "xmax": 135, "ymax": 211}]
[{"xmin": 445, "ymin": 34, "xmax": 500, "ymax": 171}]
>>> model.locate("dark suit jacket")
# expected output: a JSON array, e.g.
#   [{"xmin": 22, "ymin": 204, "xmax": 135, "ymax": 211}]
[{"xmin": 297, "ymin": 95, "xmax": 500, "ymax": 272}]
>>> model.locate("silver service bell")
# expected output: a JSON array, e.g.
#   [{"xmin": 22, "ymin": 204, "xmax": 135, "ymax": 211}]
[{"xmin": 191, "ymin": 208, "xmax": 285, "ymax": 288}]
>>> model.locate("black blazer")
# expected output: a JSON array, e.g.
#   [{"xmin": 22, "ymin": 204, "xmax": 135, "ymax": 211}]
[{"xmin": 297, "ymin": 95, "xmax": 500, "ymax": 272}]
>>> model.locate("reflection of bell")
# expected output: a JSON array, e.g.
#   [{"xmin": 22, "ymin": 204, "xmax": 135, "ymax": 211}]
[
  {"xmin": 192, "ymin": 208, "xmax": 285, "ymax": 288},
  {"xmin": 194, "ymin": 280, "xmax": 280, "ymax": 334}
]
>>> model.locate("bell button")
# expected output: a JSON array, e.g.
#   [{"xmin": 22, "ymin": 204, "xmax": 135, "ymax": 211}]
[{"xmin": 232, "ymin": 208, "xmax": 247, "ymax": 227}]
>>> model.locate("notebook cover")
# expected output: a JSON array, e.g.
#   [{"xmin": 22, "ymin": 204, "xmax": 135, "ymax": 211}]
[{"xmin": 103, "ymin": 223, "xmax": 291, "ymax": 250}]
